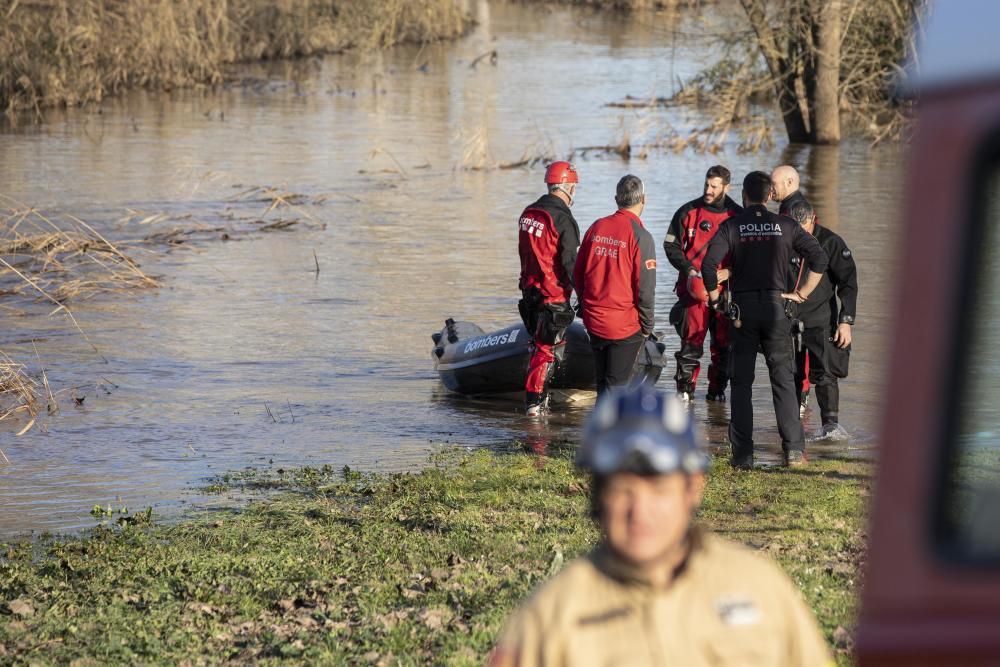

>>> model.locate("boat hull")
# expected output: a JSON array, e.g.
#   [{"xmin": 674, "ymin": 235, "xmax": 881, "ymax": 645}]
[{"xmin": 431, "ymin": 318, "xmax": 666, "ymax": 396}]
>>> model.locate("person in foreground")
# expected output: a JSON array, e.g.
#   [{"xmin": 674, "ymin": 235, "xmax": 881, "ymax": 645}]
[{"xmin": 489, "ymin": 385, "xmax": 834, "ymax": 667}]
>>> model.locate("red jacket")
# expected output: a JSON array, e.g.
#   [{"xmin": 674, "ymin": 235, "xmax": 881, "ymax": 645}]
[
  {"xmin": 662, "ymin": 195, "xmax": 741, "ymax": 298},
  {"xmin": 574, "ymin": 209, "xmax": 657, "ymax": 340},
  {"xmin": 518, "ymin": 194, "xmax": 580, "ymax": 304}
]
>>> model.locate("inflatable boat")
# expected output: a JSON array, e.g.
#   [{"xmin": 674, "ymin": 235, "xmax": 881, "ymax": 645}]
[{"xmin": 431, "ymin": 318, "xmax": 667, "ymax": 397}]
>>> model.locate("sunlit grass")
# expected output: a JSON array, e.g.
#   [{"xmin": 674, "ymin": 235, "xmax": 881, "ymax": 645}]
[{"xmin": 1, "ymin": 449, "xmax": 868, "ymax": 664}]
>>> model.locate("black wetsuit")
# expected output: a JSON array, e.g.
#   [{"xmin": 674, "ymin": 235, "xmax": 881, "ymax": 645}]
[
  {"xmin": 702, "ymin": 204, "xmax": 827, "ymax": 460},
  {"xmin": 786, "ymin": 222, "xmax": 858, "ymax": 425}
]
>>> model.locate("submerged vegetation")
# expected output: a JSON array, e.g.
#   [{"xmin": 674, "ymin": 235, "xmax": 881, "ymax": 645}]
[
  {"xmin": 0, "ymin": 0, "xmax": 472, "ymax": 116},
  {"xmin": 0, "ymin": 185, "xmax": 328, "ymax": 436},
  {"xmin": 0, "ymin": 195, "xmax": 158, "ymax": 434},
  {"xmin": 0, "ymin": 450, "xmax": 869, "ymax": 665}
]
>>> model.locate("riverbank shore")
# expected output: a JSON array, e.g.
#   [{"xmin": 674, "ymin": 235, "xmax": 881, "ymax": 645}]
[
  {"xmin": 1, "ymin": 448, "xmax": 868, "ymax": 665},
  {"xmin": 0, "ymin": 0, "xmax": 471, "ymax": 115}
]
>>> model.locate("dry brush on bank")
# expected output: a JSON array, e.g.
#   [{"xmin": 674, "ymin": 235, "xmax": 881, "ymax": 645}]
[
  {"xmin": 672, "ymin": 0, "xmax": 922, "ymax": 145},
  {"xmin": 510, "ymin": 0, "xmax": 702, "ymax": 9},
  {"xmin": 0, "ymin": 0, "xmax": 472, "ymax": 116},
  {"xmin": 528, "ymin": 0, "xmax": 920, "ymax": 146}
]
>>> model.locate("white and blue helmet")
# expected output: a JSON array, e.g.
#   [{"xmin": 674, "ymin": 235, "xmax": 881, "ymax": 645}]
[{"xmin": 578, "ymin": 385, "xmax": 709, "ymax": 475}]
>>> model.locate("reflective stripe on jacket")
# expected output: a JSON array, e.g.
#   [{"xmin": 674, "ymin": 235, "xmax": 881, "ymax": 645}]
[{"xmin": 518, "ymin": 194, "xmax": 580, "ymax": 303}]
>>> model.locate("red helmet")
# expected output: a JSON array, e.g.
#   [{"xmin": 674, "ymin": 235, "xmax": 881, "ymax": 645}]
[
  {"xmin": 687, "ymin": 275, "xmax": 710, "ymax": 302},
  {"xmin": 544, "ymin": 161, "xmax": 579, "ymax": 185}
]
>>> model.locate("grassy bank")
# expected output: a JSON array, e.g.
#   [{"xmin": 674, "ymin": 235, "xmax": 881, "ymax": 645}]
[
  {"xmin": 0, "ymin": 449, "xmax": 869, "ymax": 664},
  {"xmin": 0, "ymin": 0, "xmax": 471, "ymax": 115}
]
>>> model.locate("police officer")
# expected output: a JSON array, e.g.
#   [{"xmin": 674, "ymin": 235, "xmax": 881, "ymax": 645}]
[
  {"xmin": 517, "ymin": 162, "xmax": 581, "ymax": 416},
  {"xmin": 785, "ymin": 199, "xmax": 858, "ymax": 438},
  {"xmin": 663, "ymin": 165, "xmax": 743, "ymax": 403},
  {"xmin": 701, "ymin": 171, "xmax": 828, "ymax": 467},
  {"xmin": 490, "ymin": 385, "xmax": 833, "ymax": 666},
  {"xmin": 574, "ymin": 175, "xmax": 657, "ymax": 395}
]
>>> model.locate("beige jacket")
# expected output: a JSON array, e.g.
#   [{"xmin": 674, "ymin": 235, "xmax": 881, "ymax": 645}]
[{"xmin": 492, "ymin": 529, "xmax": 834, "ymax": 667}]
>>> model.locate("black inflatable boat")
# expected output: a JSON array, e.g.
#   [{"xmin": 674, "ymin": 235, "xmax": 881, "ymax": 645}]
[{"xmin": 431, "ymin": 318, "xmax": 667, "ymax": 397}]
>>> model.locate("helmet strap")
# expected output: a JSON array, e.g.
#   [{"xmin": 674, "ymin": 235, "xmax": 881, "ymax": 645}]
[{"xmin": 554, "ymin": 183, "xmax": 575, "ymax": 206}]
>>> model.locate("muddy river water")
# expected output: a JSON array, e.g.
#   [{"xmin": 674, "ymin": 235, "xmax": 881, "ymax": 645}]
[{"xmin": 0, "ymin": 2, "xmax": 903, "ymax": 537}]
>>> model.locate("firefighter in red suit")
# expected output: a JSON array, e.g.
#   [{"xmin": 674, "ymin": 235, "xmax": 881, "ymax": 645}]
[
  {"xmin": 574, "ymin": 175, "xmax": 657, "ymax": 396},
  {"xmin": 663, "ymin": 165, "xmax": 742, "ymax": 403},
  {"xmin": 518, "ymin": 162, "xmax": 581, "ymax": 416}
]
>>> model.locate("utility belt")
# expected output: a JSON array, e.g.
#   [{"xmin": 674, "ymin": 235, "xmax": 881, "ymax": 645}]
[
  {"xmin": 784, "ymin": 300, "xmax": 804, "ymax": 352},
  {"xmin": 733, "ymin": 289, "xmax": 784, "ymax": 303},
  {"xmin": 518, "ymin": 288, "xmax": 574, "ymax": 345}
]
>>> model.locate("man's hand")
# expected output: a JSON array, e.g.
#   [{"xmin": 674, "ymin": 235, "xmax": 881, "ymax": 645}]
[
  {"xmin": 833, "ymin": 323, "xmax": 852, "ymax": 348},
  {"xmin": 781, "ymin": 290, "xmax": 805, "ymax": 303},
  {"xmin": 707, "ymin": 288, "xmax": 722, "ymax": 312},
  {"xmin": 716, "ymin": 268, "xmax": 731, "ymax": 282}
]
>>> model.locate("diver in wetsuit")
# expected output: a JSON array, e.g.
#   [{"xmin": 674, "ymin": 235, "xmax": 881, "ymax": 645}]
[
  {"xmin": 663, "ymin": 165, "xmax": 742, "ymax": 404},
  {"xmin": 784, "ymin": 199, "xmax": 858, "ymax": 438},
  {"xmin": 517, "ymin": 161, "xmax": 581, "ymax": 416}
]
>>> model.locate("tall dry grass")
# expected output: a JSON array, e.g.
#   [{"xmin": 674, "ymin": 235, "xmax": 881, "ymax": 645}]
[
  {"xmin": 0, "ymin": 0, "xmax": 471, "ymax": 115},
  {"xmin": 0, "ymin": 349, "xmax": 40, "ymax": 441},
  {"xmin": 510, "ymin": 0, "xmax": 700, "ymax": 9},
  {"xmin": 0, "ymin": 194, "xmax": 158, "ymax": 303}
]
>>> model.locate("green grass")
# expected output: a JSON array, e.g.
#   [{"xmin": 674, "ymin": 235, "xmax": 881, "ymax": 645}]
[{"xmin": 0, "ymin": 449, "xmax": 869, "ymax": 665}]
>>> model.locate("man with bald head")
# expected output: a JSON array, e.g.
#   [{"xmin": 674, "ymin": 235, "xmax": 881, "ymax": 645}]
[
  {"xmin": 771, "ymin": 165, "xmax": 859, "ymax": 437},
  {"xmin": 772, "ymin": 164, "xmax": 816, "ymax": 415},
  {"xmin": 770, "ymin": 164, "xmax": 807, "ymax": 217}
]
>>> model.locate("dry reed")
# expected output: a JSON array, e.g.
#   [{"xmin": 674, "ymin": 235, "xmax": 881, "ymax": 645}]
[
  {"xmin": 1, "ymin": 0, "xmax": 472, "ymax": 116},
  {"xmin": 510, "ymin": 0, "xmax": 702, "ymax": 9},
  {"xmin": 0, "ymin": 349, "xmax": 40, "ymax": 439},
  {"xmin": 0, "ymin": 194, "xmax": 158, "ymax": 304}
]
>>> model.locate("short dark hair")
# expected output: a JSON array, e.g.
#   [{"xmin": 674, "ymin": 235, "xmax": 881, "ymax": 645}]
[
  {"xmin": 742, "ymin": 170, "xmax": 772, "ymax": 204},
  {"xmin": 706, "ymin": 165, "xmax": 731, "ymax": 185},
  {"xmin": 787, "ymin": 199, "xmax": 815, "ymax": 225},
  {"xmin": 615, "ymin": 174, "xmax": 645, "ymax": 208}
]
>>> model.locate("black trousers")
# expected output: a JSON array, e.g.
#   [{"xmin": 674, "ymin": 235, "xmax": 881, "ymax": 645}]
[
  {"xmin": 795, "ymin": 325, "xmax": 840, "ymax": 425},
  {"xmin": 729, "ymin": 295, "xmax": 805, "ymax": 458},
  {"xmin": 589, "ymin": 330, "xmax": 645, "ymax": 396}
]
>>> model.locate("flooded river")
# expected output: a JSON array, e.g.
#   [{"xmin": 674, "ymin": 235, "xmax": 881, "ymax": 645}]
[{"xmin": 0, "ymin": 1, "xmax": 903, "ymax": 537}]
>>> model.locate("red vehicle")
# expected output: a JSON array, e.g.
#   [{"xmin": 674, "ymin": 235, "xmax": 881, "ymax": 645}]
[{"xmin": 857, "ymin": 1, "xmax": 1000, "ymax": 663}]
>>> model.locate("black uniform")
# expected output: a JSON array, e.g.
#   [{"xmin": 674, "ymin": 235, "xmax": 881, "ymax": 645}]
[
  {"xmin": 786, "ymin": 223, "xmax": 858, "ymax": 426},
  {"xmin": 702, "ymin": 205, "xmax": 827, "ymax": 461}
]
